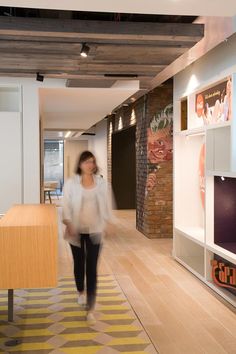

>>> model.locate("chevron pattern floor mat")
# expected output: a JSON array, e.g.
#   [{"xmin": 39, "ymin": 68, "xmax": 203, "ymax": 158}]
[{"xmin": 0, "ymin": 275, "xmax": 157, "ymax": 353}]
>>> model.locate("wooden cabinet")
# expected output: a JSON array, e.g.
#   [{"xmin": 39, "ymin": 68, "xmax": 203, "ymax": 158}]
[{"xmin": 0, "ymin": 204, "xmax": 58, "ymax": 290}]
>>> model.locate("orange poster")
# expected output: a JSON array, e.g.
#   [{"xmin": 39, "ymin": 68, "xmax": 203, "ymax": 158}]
[{"xmin": 195, "ymin": 77, "xmax": 232, "ymax": 125}]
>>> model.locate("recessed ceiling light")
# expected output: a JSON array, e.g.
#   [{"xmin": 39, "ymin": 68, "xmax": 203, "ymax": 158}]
[
  {"xmin": 80, "ymin": 43, "xmax": 90, "ymax": 57},
  {"xmin": 65, "ymin": 131, "xmax": 71, "ymax": 138}
]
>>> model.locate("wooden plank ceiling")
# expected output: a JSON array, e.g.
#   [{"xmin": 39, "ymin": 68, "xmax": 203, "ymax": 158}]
[{"xmin": 0, "ymin": 8, "xmax": 204, "ymax": 89}]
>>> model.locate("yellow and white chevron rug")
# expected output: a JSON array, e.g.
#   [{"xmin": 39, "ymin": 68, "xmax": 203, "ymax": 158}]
[{"xmin": 0, "ymin": 275, "xmax": 157, "ymax": 353}]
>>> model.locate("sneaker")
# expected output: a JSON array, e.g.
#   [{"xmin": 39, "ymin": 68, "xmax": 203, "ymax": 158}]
[
  {"xmin": 87, "ymin": 312, "xmax": 96, "ymax": 325},
  {"xmin": 77, "ymin": 294, "xmax": 86, "ymax": 306}
]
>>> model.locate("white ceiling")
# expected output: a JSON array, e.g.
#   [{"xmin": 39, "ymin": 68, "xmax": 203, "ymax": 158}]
[
  {"xmin": 44, "ymin": 130, "xmax": 85, "ymax": 140},
  {"xmin": 1, "ymin": 0, "xmax": 236, "ymax": 16},
  {"xmin": 40, "ymin": 81, "xmax": 139, "ymax": 131}
]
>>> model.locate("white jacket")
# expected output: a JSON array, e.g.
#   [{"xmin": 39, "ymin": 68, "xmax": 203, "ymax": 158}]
[{"xmin": 62, "ymin": 174, "xmax": 114, "ymax": 246}]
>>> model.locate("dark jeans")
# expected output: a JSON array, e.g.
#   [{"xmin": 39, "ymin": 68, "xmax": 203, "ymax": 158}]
[{"xmin": 70, "ymin": 234, "xmax": 101, "ymax": 311}]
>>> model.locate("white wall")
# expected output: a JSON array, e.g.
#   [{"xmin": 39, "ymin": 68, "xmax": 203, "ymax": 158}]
[
  {"xmin": 92, "ymin": 120, "xmax": 108, "ymax": 180},
  {"xmin": 73, "ymin": 120, "xmax": 108, "ymax": 180},
  {"xmin": 0, "ymin": 77, "xmax": 65, "ymax": 210},
  {"xmin": 0, "ymin": 112, "xmax": 22, "ymax": 214},
  {"xmin": 174, "ymin": 33, "xmax": 236, "ymax": 103}
]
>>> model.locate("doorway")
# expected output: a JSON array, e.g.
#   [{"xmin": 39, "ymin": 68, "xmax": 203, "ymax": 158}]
[
  {"xmin": 42, "ymin": 134, "xmax": 89, "ymax": 203},
  {"xmin": 112, "ymin": 125, "xmax": 136, "ymax": 209},
  {"xmin": 43, "ymin": 139, "xmax": 64, "ymax": 203}
]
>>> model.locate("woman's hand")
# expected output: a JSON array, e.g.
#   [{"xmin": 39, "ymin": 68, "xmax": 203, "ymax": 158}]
[
  {"xmin": 66, "ymin": 223, "xmax": 77, "ymax": 237},
  {"xmin": 104, "ymin": 222, "xmax": 116, "ymax": 237}
]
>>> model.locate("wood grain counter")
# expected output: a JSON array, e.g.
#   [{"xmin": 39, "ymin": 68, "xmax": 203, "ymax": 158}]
[{"xmin": 0, "ymin": 204, "xmax": 58, "ymax": 290}]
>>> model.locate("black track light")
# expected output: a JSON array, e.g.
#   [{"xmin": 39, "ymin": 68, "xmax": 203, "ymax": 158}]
[
  {"xmin": 36, "ymin": 72, "xmax": 44, "ymax": 82},
  {"xmin": 80, "ymin": 43, "xmax": 90, "ymax": 57}
]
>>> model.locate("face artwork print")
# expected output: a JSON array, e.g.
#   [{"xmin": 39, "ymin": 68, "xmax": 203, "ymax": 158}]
[
  {"xmin": 146, "ymin": 103, "xmax": 173, "ymax": 193},
  {"xmin": 147, "ymin": 104, "xmax": 173, "ymax": 164},
  {"xmin": 195, "ymin": 77, "xmax": 232, "ymax": 126}
]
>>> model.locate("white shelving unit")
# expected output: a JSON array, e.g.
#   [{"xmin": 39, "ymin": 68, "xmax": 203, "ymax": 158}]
[
  {"xmin": 173, "ymin": 75, "xmax": 236, "ymax": 308},
  {"xmin": 0, "ymin": 85, "xmax": 23, "ymax": 214}
]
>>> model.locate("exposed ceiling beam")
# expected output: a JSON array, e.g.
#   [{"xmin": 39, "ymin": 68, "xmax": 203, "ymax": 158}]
[
  {"xmin": 0, "ymin": 61, "xmax": 165, "ymax": 74},
  {"xmin": 0, "ymin": 36, "xmax": 198, "ymax": 47},
  {"xmin": 0, "ymin": 40, "xmax": 189, "ymax": 54},
  {"xmin": 0, "ymin": 17, "xmax": 204, "ymax": 42},
  {"xmin": 0, "ymin": 70, "xmax": 153, "ymax": 82}
]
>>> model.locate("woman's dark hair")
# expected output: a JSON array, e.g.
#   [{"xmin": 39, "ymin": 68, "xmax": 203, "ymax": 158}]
[{"xmin": 75, "ymin": 150, "xmax": 99, "ymax": 175}]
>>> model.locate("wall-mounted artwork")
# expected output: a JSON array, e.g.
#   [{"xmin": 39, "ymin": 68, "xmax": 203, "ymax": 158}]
[
  {"xmin": 147, "ymin": 103, "xmax": 173, "ymax": 164},
  {"xmin": 146, "ymin": 103, "xmax": 173, "ymax": 192},
  {"xmin": 195, "ymin": 76, "xmax": 232, "ymax": 126}
]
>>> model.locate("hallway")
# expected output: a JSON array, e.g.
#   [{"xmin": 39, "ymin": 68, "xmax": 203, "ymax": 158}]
[{"xmin": 59, "ymin": 210, "xmax": 236, "ymax": 354}]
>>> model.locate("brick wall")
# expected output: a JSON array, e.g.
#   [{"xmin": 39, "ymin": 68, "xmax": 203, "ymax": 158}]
[{"xmin": 107, "ymin": 82, "xmax": 173, "ymax": 238}]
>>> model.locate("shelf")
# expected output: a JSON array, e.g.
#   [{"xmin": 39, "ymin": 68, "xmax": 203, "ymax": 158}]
[
  {"xmin": 205, "ymin": 280, "xmax": 236, "ymax": 307},
  {"xmin": 206, "ymin": 125, "xmax": 231, "ymax": 172},
  {"xmin": 176, "ymin": 121, "xmax": 231, "ymax": 136},
  {"xmin": 174, "ymin": 74, "xmax": 236, "ymax": 306},
  {"xmin": 176, "ymin": 119, "xmax": 231, "ymax": 134},
  {"xmin": 206, "ymin": 171, "xmax": 236, "ymax": 177},
  {"xmin": 175, "ymin": 226, "xmax": 205, "ymax": 246},
  {"xmin": 175, "ymin": 127, "xmax": 205, "ymax": 136},
  {"xmin": 175, "ymin": 256, "xmax": 205, "ymax": 280},
  {"xmin": 206, "ymin": 243, "xmax": 236, "ymax": 265},
  {"xmin": 205, "ymin": 121, "xmax": 231, "ymax": 130},
  {"xmin": 215, "ymin": 242, "xmax": 236, "ymax": 254},
  {"xmin": 174, "ymin": 231, "xmax": 205, "ymax": 277}
]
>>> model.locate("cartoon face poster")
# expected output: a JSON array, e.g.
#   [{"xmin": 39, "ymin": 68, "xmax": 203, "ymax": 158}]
[
  {"xmin": 146, "ymin": 103, "xmax": 173, "ymax": 193},
  {"xmin": 195, "ymin": 77, "xmax": 232, "ymax": 125},
  {"xmin": 147, "ymin": 103, "xmax": 173, "ymax": 164}
]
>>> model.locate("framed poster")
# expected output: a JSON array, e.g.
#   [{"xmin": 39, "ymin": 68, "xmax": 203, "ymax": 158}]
[{"xmin": 195, "ymin": 76, "xmax": 232, "ymax": 126}]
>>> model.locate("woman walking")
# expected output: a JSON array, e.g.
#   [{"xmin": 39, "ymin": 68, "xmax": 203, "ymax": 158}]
[{"xmin": 62, "ymin": 150, "xmax": 115, "ymax": 324}]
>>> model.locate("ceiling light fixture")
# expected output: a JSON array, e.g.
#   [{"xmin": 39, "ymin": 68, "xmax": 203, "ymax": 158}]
[
  {"xmin": 65, "ymin": 131, "xmax": 71, "ymax": 138},
  {"xmin": 36, "ymin": 72, "xmax": 44, "ymax": 82},
  {"xmin": 80, "ymin": 43, "xmax": 90, "ymax": 57}
]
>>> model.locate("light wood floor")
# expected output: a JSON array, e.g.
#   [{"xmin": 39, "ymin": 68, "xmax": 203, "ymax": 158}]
[{"xmin": 58, "ymin": 209, "xmax": 236, "ymax": 354}]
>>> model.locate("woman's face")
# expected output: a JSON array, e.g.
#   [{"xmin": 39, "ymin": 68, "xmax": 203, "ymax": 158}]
[{"xmin": 80, "ymin": 157, "xmax": 96, "ymax": 175}]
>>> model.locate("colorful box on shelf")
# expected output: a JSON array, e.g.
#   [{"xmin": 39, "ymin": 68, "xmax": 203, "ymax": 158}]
[{"xmin": 211, "ymin": 255, "xmax": 236, "ymax": 296}]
